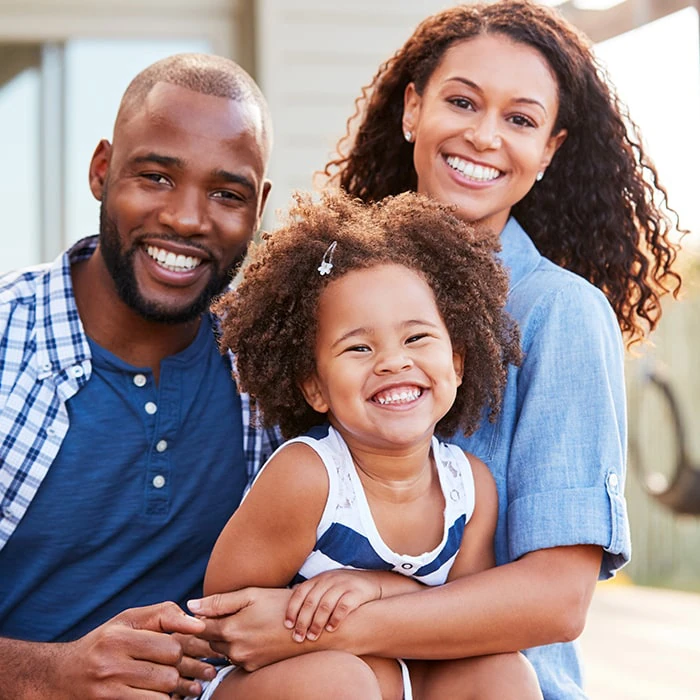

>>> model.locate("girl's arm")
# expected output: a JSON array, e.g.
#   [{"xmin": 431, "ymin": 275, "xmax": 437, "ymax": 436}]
[
  {"xmin": 204, "ymin": 442, "xmax": 329, "ymax": 595},
  {"xmin": 446, "ymin": 454, "xmax": 498, "ymax": 580}
]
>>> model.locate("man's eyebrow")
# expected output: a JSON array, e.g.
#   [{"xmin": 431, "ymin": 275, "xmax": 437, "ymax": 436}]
[
  {"xmin": 214, "ymin": 169, "xmax": 256, "ymax": 194},
  {"xmin": 131, "ymin": 154, "xmax": 256, "ymax": 194},
  {"xmin": 132, "ymin": 153, "xmax": 181, "ymax": 168}
]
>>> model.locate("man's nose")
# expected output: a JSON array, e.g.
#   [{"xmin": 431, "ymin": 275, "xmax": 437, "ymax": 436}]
[{"xmin": 158, "ymin": 187, "xmax": 212, "ymax": 235}]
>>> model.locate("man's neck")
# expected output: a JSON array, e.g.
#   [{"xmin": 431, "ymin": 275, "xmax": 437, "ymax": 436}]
[{"xmin": 71, "ymin": 248, "xmax": 202, "ymax": 382}]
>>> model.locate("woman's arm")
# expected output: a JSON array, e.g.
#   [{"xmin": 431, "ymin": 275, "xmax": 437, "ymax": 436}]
[
  {"xmin": 204, "ymin": 442, "xmax": 329, "ymax": 595},
  {"xmin": 329, "ymin": 543, "xmax": 601, "ymax": 658},
  {"xmin": 191, "ymin": 543, "xmax": 600, "ymax": 670}
]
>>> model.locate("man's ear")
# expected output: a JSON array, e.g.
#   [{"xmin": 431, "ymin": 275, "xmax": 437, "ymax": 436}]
[
  {"xmin": 453, "ymin": 352, "xmax": 464, "ymax": 387},
  {"xmin": 299, "ymin": 374, "xmax": 329, "ymax": 414},
  {"xmin": 257, "ymin": 179, "xmax": 272, "ymax": 228},
  {"xmin": 88, "ymin": 139, "xmax": 112, "ymax": 202}
]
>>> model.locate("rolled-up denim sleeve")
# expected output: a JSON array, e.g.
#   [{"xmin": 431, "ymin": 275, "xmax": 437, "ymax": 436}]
[{"xmin": 506, "ymin": 282, "xmax": 631, "ymax": 578}]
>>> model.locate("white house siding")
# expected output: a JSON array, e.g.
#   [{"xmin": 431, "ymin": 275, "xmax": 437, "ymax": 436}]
[{"xmin": 255, "ymin": 0, "xmax": 454, "ymax": 226}]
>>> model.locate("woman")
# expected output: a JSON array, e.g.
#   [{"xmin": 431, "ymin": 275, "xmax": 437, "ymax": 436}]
[{"xmin": 190, "ymin": 2, "xmax": 684, "ymax": 697}]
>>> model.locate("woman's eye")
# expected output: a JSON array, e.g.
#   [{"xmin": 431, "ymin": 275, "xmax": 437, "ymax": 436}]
[
  {"xmin": 509, "ymin": 114, "xmax": 536, "ymax": 128},
  {"xmin": 448, "ymin": 97, "xmax": 474, "ymax": 110}
]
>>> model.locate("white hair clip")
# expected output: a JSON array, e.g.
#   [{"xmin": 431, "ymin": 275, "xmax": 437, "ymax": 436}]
[{"xmin": 318, "ymin": 241, "xmax": 338, "ymax": 276}]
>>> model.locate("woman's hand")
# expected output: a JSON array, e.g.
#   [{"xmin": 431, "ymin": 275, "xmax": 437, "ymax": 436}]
[{"xmin": 189, "ymin": 588, "xmax": 312, "ymax": 671}]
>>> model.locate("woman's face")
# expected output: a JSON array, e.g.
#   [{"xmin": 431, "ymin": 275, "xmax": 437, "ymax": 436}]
[{"xmin": 403, "ymin": 34, "xmax": 567, "ymax": 235}]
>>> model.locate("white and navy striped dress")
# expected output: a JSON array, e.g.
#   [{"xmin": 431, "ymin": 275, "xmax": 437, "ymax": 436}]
[{"xmin": 267, "ymin": 424, "xmax": 476, "ymax": 587}]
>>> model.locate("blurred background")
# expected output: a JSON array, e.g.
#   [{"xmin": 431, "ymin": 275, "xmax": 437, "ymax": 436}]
[{"xmin": 1, "ymin": 0, "xmax": 698, "ymax": 696}]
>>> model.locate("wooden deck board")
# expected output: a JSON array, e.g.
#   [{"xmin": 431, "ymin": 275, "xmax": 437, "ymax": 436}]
[{"xmin": 579, "ymin": 584, "xmax": 700, "ymax": 699}]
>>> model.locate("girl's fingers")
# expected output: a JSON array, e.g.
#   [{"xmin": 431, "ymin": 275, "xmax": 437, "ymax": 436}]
[{"xmin": 285, "ymin": 581, "xmax": 316, "ymax": 629}]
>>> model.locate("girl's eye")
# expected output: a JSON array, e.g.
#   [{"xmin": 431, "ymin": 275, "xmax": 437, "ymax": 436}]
[
  {"xmin": 406, "ymin": 334, "xmax": 428, "ymax": 344},
  {"xmin": 346, "ymin": 345, "xmax": 370, "ymax": 353},
  {"xmin": 448, "ymin": 97, "xmax": 475, "ymax": 110},
  {"xmin": 509, "ymin": 114, "xmax": 536, "ymax": 128}
]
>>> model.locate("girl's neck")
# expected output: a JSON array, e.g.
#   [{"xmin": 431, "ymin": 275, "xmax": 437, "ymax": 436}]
[{"xmin": 347, "ymin": 438, "xmax": 435, "ymax": 505}]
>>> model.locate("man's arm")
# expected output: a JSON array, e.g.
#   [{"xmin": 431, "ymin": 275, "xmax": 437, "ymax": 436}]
[
  {"xmin": 0, "ymin": 602, "xmax": 206, "ymax": 699},
  {"xmin": 191, "ymin": 544, "xmax": 601, "ymax": 670}
]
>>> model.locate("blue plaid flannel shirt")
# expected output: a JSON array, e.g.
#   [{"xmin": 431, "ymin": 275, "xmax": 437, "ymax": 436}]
[{"xmin": 0, "ymin": 235, "xmax": 282, "ymax": 551}]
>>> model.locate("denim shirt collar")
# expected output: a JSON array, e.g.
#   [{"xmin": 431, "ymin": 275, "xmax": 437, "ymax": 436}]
[{"xmin": 498, "ymin": 217, "xmax": 542, "ymax": 293}]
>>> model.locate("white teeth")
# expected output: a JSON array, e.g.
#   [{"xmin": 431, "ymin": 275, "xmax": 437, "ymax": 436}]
[
  {"xmin": 146, "ymin": 245, "xmax": 203, "ymax": 272},
  {"xmin": 376, "ymin": 388, "xmax": 422, "ymax": 405},
  {"xmin": 446, "ymin": 156, "xmax": 501, "ymax": 182}
]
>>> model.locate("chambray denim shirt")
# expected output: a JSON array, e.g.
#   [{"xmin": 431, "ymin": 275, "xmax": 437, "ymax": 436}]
[{"xmin": 453, "ymin": 217, "xmax": 631, "ymax": 699}]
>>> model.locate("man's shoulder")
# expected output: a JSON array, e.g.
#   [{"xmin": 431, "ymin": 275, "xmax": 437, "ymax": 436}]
[{"xmin": 0, "ymin": 263, "xmax": 52, "ymax": 308}]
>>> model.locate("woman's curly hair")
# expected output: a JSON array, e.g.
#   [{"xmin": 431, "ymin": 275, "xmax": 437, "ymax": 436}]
[
  {"xmin": 213, "ymin": 190, "xmax": 521, "ymax": 440},
  {"xmin": 322, "ymin": 0, "xmax": 684, "ymax": 346}
]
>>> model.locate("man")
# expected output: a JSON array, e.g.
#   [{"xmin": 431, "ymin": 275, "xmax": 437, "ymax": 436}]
[{"xmin": 0, "ymin": 53, "xmax": 280, "ymax": 698}]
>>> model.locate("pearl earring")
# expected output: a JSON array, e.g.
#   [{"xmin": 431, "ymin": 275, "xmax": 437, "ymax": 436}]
[
  {"xmin": 536, "ymin": 171, "xmax": 544, "ymax": 182},
  {"xmin": 404, "ymin": 130, "xmax": 413, "ymax": 143}
]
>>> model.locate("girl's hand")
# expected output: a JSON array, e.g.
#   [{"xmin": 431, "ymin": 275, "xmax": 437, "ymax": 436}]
[{"xmin": 284, "ymin": 570, "xmax": 384, "ymax": 642}]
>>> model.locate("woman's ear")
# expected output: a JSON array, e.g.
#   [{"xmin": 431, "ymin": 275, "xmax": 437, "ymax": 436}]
[
  {"xmin": 299, "ymin": 374, "xmax": 329, "ymax": 414},
  {"xmin": 403, "ymin": 82, "xmax": 422, "ymax": 139},
  {"xmin": 540, "ymin": 128, "xmax": 568, "ymax": 172}
]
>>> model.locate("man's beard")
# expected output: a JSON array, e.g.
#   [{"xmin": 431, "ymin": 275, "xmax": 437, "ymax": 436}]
[{"xmin": 98, "ymin": 202, "xmax": 243, "ymax": 324}]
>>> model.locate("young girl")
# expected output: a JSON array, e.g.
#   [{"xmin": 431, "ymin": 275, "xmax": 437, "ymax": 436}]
[{"xmin": 200, "ymin": 190, "xmax": 536, "ymax": 699}]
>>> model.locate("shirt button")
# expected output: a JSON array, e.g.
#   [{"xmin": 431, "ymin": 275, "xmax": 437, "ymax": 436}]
[
  {"xmin": 41, "ymin": 361, "xmax": 52, "ymax": 371},
  {"xmin": 2, "ymin": 506, "xmax": 13, "ymax": 520},
  {"xmin": 156, "ymin": 439, "xmax": 168, "ymax": 453},
  {"xmin": 144, "ymin": 401, "xmax": 158, "ymax": 415},
  {"xmin": 607, "ymin": 473, "xmax": 619, "ymax": 491},
  {"xmin": 152, "ymin": 474, "xmax": 166, "ymax": 489},
  {"xmin": 71, "ymin": 366, "xmax": 84, "ymax": 378},
  {"xmin": 401, "ymin": 563, "xmax": 413, "ymax": 570},
  {"xmin": 133, "ymin": 374, "xmax": 147, "ymax": 387}
]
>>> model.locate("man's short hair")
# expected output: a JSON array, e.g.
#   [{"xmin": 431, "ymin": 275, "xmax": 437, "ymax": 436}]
[{"xmin": 116, "ymin": 52, "xmax": 272, "ymax": 155}]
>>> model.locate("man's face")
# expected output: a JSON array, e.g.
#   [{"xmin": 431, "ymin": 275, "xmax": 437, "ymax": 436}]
[{"xmin": 90, "ymin": 83, "xmax": 271, "ymax": 324}]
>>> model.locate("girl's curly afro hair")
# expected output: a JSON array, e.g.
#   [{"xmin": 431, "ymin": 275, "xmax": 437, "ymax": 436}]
[
  {"xmin": 323, "ymin": 0, "xmax": 685, "ymax": 347},
  {"xmin": 213, "ymin": 190, "xmax": 521, "ymax": 440}
]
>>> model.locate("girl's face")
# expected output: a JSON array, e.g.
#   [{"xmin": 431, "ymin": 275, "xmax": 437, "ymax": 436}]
[
  {"xmin": 403, "ymin": 34, "xmax": 567, "ymax": 235},
  {"xmin": 301, "ymin": 264, "xmax": 463, "ymax": 454}
]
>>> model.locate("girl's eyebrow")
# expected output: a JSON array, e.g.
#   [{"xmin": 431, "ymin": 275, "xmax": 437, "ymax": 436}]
[
  {"xmin": 331, "ymin": 327, "xmax": 370, "ymax": 349},
  {"xmin": 329, "ymin": 319, "xmax": 441, "ymax": 349},
  {"xmin": 445, "ymin": 76, "xmax": 548, "ymax": 116}
]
